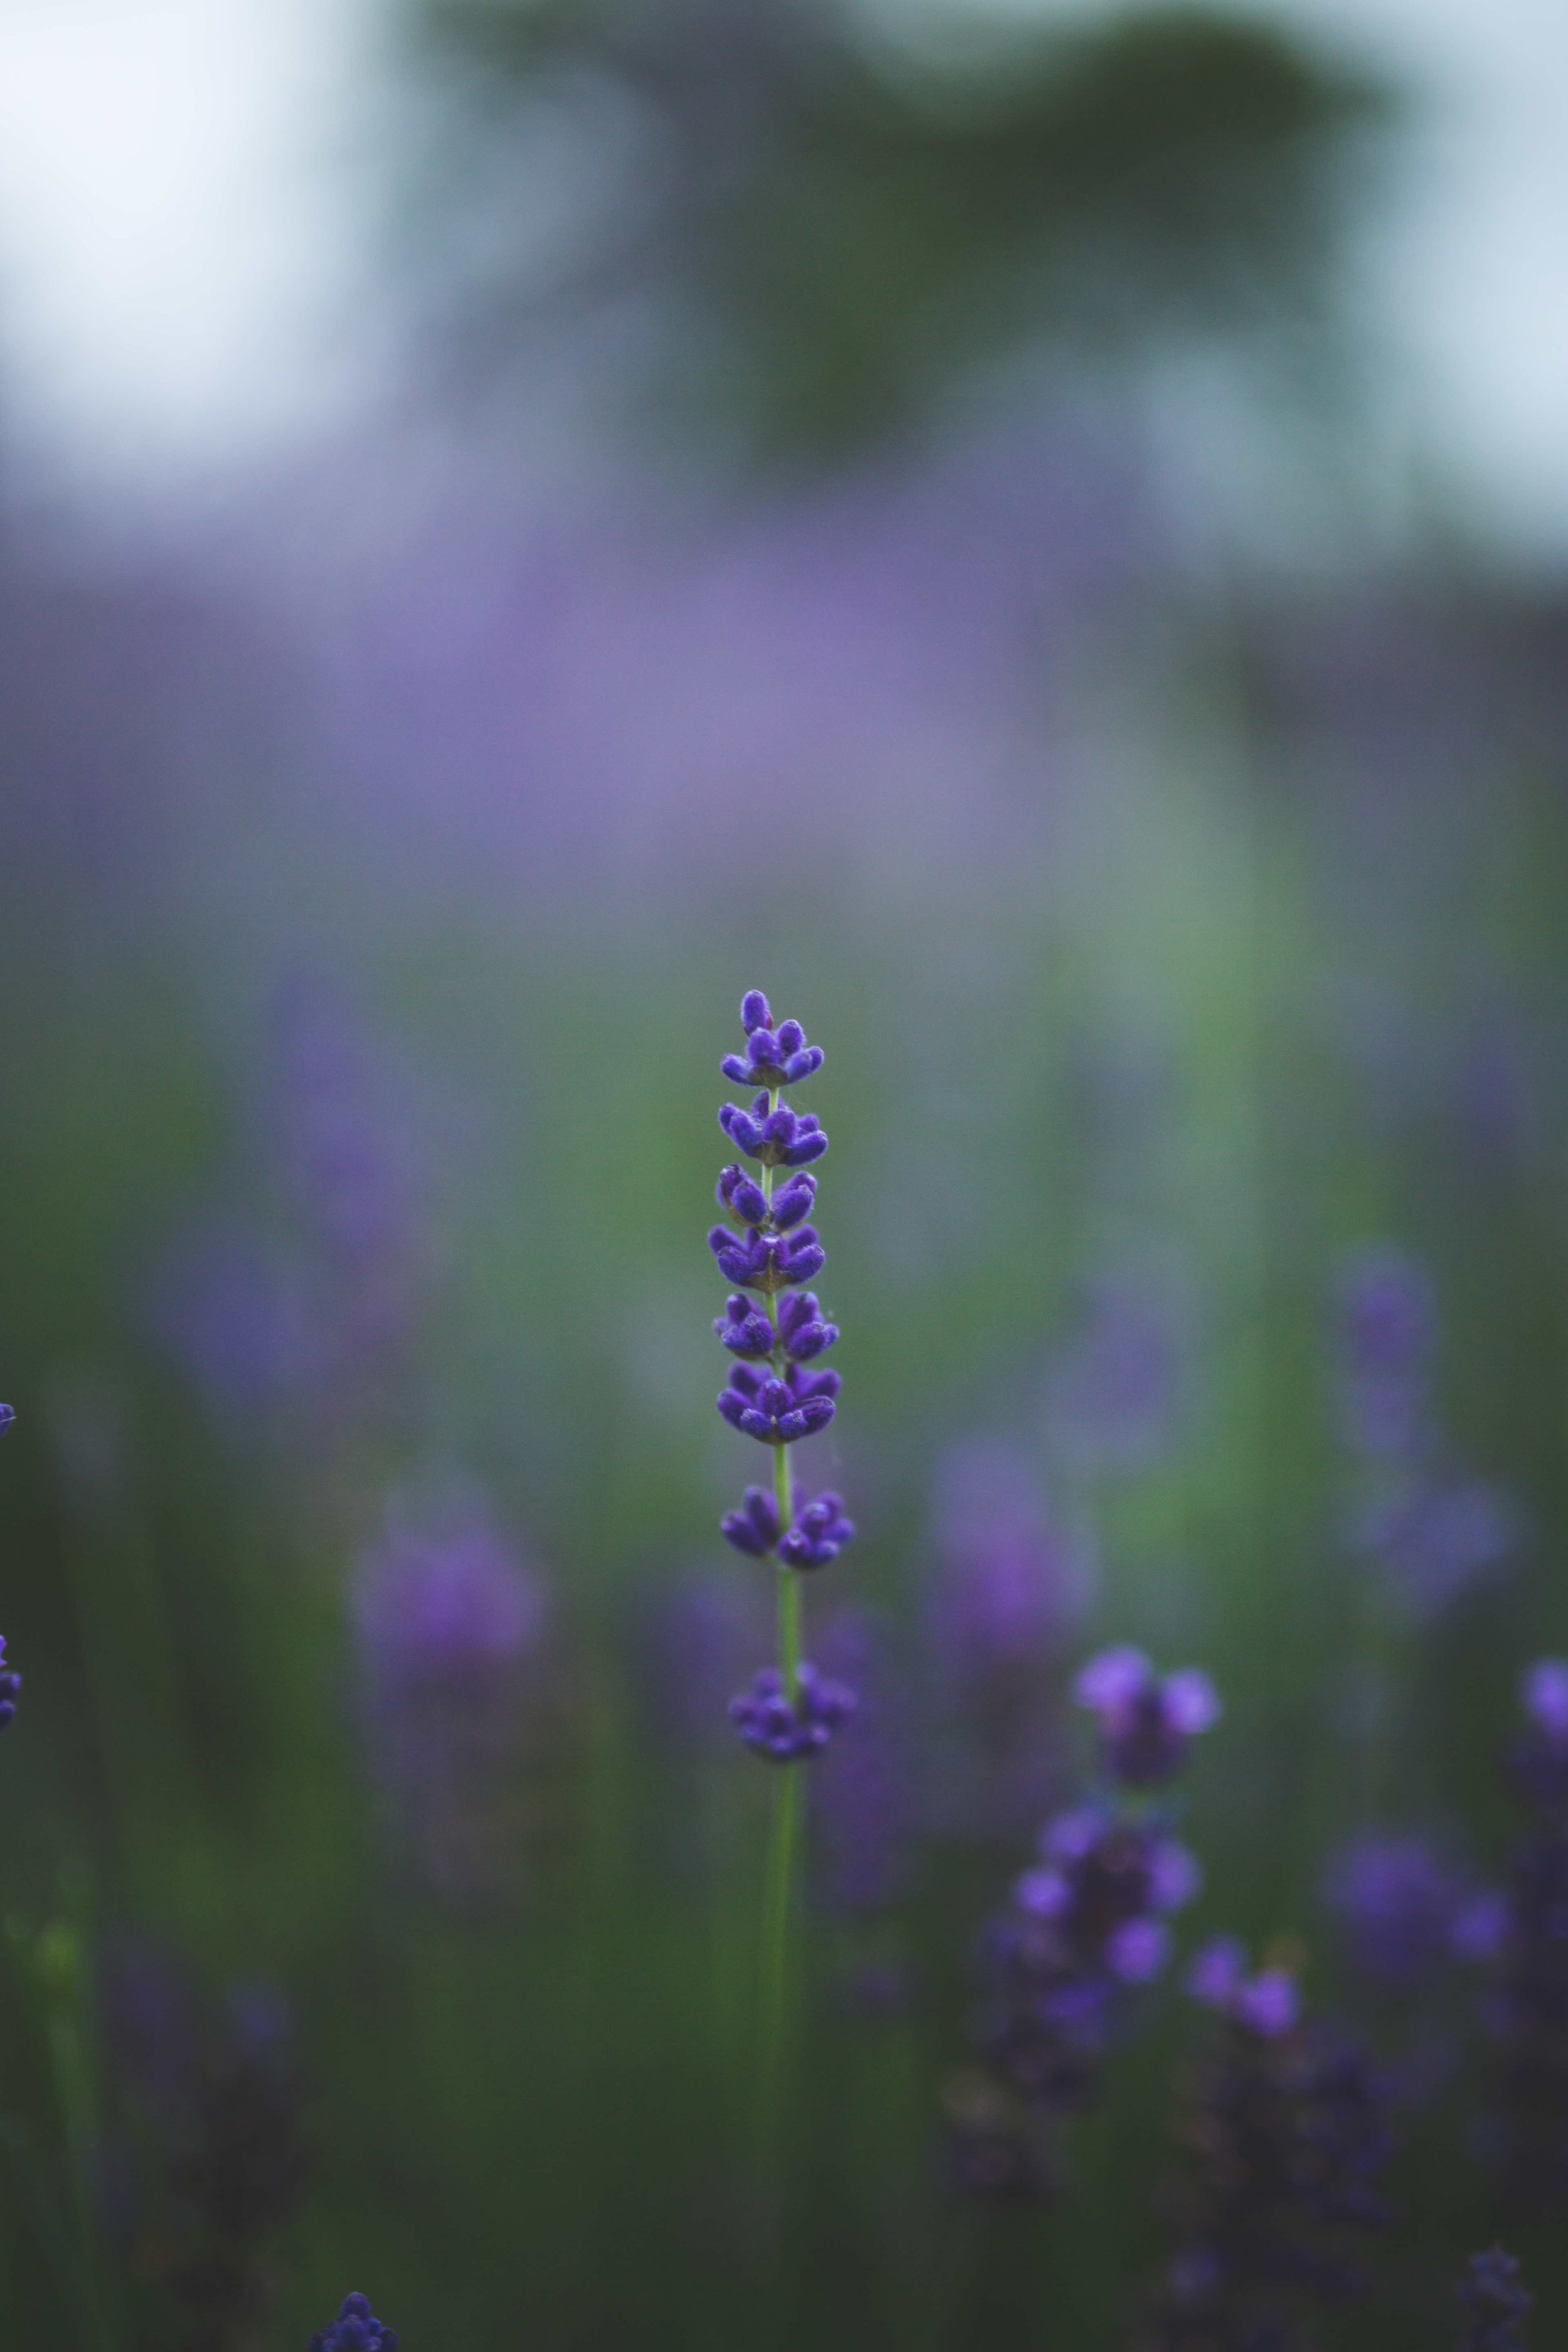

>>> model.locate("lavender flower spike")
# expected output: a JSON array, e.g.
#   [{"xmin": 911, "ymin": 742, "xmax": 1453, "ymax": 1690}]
[
  {"xmin": 309, "ymin": 2294, "xmax": 398, "ymax": 2351},
  {"xmin": 707, "ymin": 988, "xmax": 854, "ymax": 1760},
  {"xmin": 1459, "ymin": 2250, "xmax": 1532, "ymax": 2352}
]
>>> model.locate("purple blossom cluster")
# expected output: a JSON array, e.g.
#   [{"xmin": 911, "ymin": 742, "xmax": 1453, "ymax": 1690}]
[
  {"xmin": 352, "ymin": 1505, "xmax": 549, "ymax": 1903},
  {"xmin": 310, "ymin": 2293, "xmax": 398, "ymax": 2351},
  {"xmin": 949, "ymin": 1646, "xmax": 1218, "ymax": 2195},
  {"xmin": 1323, "ymin": 1832, "xmax": 1500, "ymax": 1988},
  {"xmin": 924, "ymin": 1439, "xmax": 1091, "ymax": 1837},
  {"xmin": 1333, "ymin": 1247, "xmax": 1519, "ymax": 1618},
  {"xmin": 1143, "ymin": 1943, "xmax": 1391, "ymax": 2352},
  {"xmin": 711, "ymin": 991, "xmax": 856, "ymax": 1762}
]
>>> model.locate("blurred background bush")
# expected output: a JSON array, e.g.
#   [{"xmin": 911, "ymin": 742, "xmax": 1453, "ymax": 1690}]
[{"xmin": 0, "ymin": 0, "xmax": 1565, "ymax": 2343}]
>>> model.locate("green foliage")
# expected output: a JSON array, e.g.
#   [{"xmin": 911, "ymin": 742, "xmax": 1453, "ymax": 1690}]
[{"xmin": 400, "ymin": 0, "xmax": 1390, "ymax": 460}]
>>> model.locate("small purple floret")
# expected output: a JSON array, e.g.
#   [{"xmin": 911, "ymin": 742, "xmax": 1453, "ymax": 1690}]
[
  {"xmin": 729, "ymin": 1662, "xmax": 857, "ymax": 1761},
  {"xmin": 0, "ymin": 1636, "xmax": 19, "ymax": 1731},
  {"xmin": 714, "ymin": 1295, "xmax": 776, "ymax": 1359},
  {"xmin": 719, "ymin": 1486, "xmax": 781, "ymax": 1558}
]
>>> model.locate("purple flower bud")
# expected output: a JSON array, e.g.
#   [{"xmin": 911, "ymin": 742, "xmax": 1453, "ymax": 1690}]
[
  {"xmin": 776, "ymin": 1020, "xmax": 803, "ymax": 1054},
  {"xmin": 778, "ymin": 1291, "xmax": 839, "ymax": 1362},
  {"xmin": 740, "ymin": 990, "xmax": 772, "ymax": 1035},
  {"xmin": 706, "ymin": 1224, "xmax": 769, "ymax": 1287},
  {"xmin": 714, "ymin": 1295, "xmax": 775, "ymax": 1359},
  {"xmin": 770, "ymin": 1172, "xmax": 817, "ymax": 1230},
  {"xmin": 776, "ymin": 1226, "xmax": 826, "ymax": 1286},
  {"xmin": 717, "ymin": 1167, "xmax": 769, "ymax": 1226},
  {"xmin": 721, "ymin": 1486, "xmax": 781, "ymax": 1558},
  {"xmin": 718, "ymin": 1102, "xmax": 766, "ymax": 1157},
  {"xmin": 0, "ymin": 1405, "xmax": 13, "ymax": 1433},
  {"xmin": 0, "ymin": 1636, "xmax": 19, "ymax": 1730}
]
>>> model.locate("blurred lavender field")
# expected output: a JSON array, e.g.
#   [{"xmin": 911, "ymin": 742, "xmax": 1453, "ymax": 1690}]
[{"xmin": 2, "ymin": 3, "xmax": 1568, "ymax": 2346}]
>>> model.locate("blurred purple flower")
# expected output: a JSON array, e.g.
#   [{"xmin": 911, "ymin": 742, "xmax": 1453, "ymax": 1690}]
[
  {"xmin": 149, "ymin": 1215, "xmax": 317, "ymax": 1421},
  {"xmin": 1323, "ymin": 1833, "xmax": 1471, "ymax": 1986},
  {"xmin": 1042, "ymin": 1272, "xmax": 1184, "ymax": 1476},
  {"xmin": 1353, "ymin": 1476, "xmax": 1518, "ymax": 1619},
  {"xmin": 810, "ymin": 1607, "xmax": 918, "ymax": 1914},
  {"xmin": 1333, "ymin": 1246, "xmax": 1436, "ymax": 1468},
  {"xmin": 353, "ymin": 1502, "xmax": 549, "ymax": 1904},
  {"xmin": 924, "ymin": 1439, "xmax": 1091, "ymax": 1835}
]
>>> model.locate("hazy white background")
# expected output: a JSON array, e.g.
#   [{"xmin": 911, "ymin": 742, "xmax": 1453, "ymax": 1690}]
[{"xmin": 0, "ymin": 0, "xmax": 1562, "ymax": 557}]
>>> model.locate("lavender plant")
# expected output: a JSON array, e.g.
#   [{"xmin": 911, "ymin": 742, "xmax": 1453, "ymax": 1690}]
[
  {"xmin": 1142, "ymin": 1939, "xmax": 1391, "ymax": 2352},
  {"xmin": 711, "ymin": 992, "xmax": 855, "ymax": 1754},
  {"xmin": 711, "ymin": 989, "xmax": 855, "ymax": 2123},
  {"xmin": 948, "ymin": 1647, "xmax": 1216, "ymax": 2198}
]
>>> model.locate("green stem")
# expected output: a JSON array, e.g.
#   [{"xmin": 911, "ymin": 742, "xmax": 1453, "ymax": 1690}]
[{"xmin": 757, "ymin": 1750, "xmax": 803, "ymax": 2163}]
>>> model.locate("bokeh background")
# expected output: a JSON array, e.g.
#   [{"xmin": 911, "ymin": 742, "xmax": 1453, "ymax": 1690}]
[{"xmin": 1, "ymin": 0, "xmax": 1567, "ymax": 2344}]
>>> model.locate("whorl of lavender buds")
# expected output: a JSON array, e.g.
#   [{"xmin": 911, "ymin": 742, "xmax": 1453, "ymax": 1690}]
[
  {"xmin": 721, "ymin": 1484, "xmax": 855, "ymax": 1567},
  {"xmin": 721, "ymin": 995, "xmax": 826, "ymax": 1089},
  {"xmin": 730, "ymin": 1663, "xmax": 857, "ymax": 1762},
  {"xmin": 717, "ymin": 1362, "xmax": 840, "ymax": 1445},
  {"xmin": 1459, "ymin": 2250, "xmax": 1532, "ymax": 2352},
  {"xmin": 718, "ymin": 1093, "xmax": 828, "ymax": 1167},
  {"xmin": 309, "ymin": 2293, "xmax": 398, "ymax": 2351},
  {"xmin": 1074, "ymin": 1646, "xmax": 1221, "ymax": 1787},
  {"xmin": 0, "ymin": 1636, "xmax": 19, "ymax": 1732}
]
